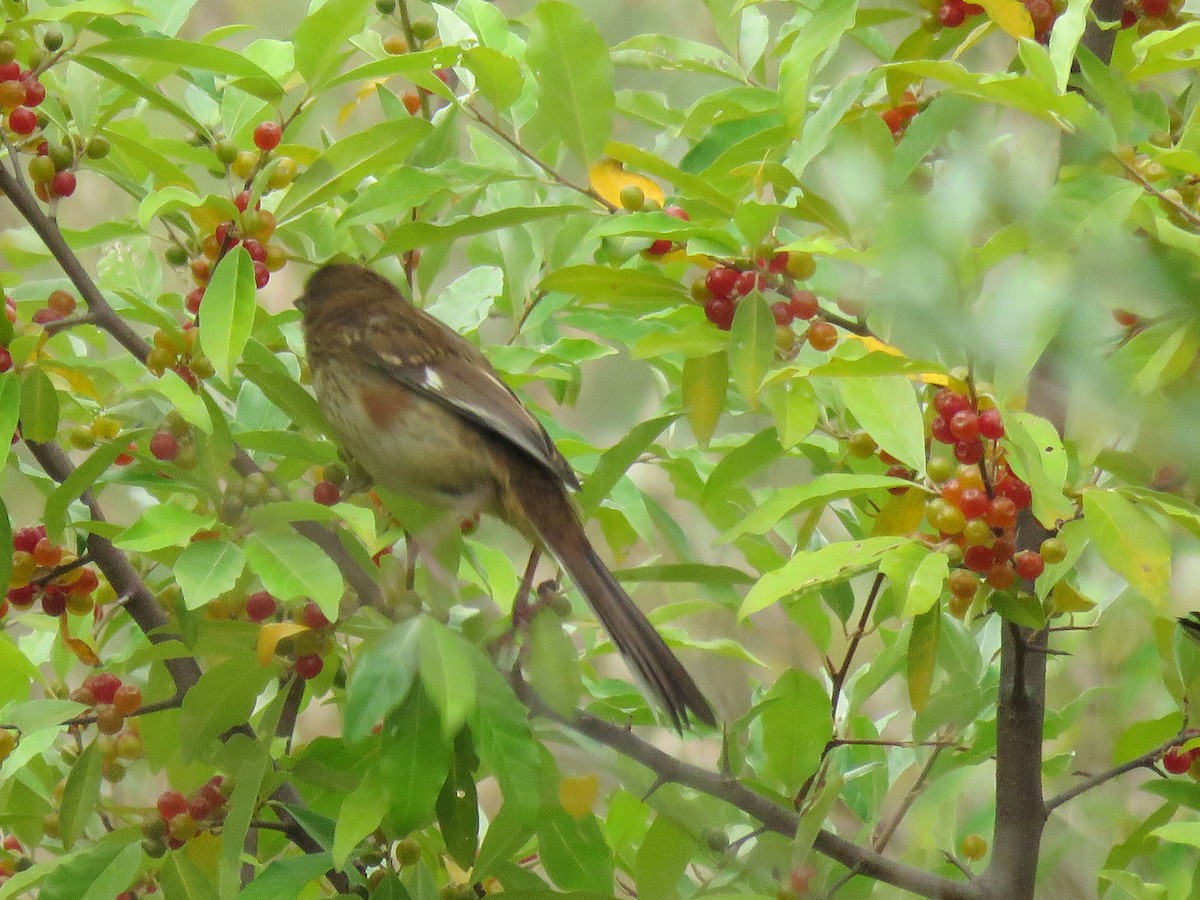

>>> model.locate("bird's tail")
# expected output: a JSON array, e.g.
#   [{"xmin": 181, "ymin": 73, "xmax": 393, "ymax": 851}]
[{"xmin": 510, "ymin": 467, "xmax": 714, "ymax": 730}]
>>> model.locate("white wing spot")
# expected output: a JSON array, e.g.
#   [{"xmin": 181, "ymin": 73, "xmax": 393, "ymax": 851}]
[{"xmin": 423, "ymin": 366, "xmax": 444, "ymax": 391}]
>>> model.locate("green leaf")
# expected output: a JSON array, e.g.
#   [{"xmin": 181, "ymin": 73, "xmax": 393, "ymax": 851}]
[
  {"xmin": 376, "ymin": 206, "xmax": 593, "ymax": 258},
  {"xmin": 0, "ymin": 499, "xmax": 10, "ymax": 606},
  {"xmin": 538, "ymin": 265, "xmax": 691, "ymax": 309},
  {"xmin": 58, "ymin": 741, "xmax": 104, "ymax": 850},
  {"xmin": 179, "ymin": 657, "xmax": 273, "ymax": 760},
  {"xmin": 527, "ymin": 0, "xmax": 614, "ymax": 165},
  {"xmin": 83, "ymin": 38, "xmax": 283, "ymax": 100},
  {"xmin": 838, "ymin": 375, "xmax": 925, "ymax": 474},
  {"xmin": 1002, "ymin": 410, "xmax": 1075, "ymax": 527},
  {"xmin": 243, "ymin": 528, "xmax": 343, "ymax": 613},
  {"xmin": 722, "ymin": 473, "xmax": 912, "ymax": 543},
  {"xmin": 113, "ymin": 503, "xmax": 215, "ymax": 553},
  {"xmin": 681, "ymin": 352, "xmax": 727, "ymax": 449},
  {"xmin": 634, "ymin": 815, "xmax": 693, "ymax": 900},
  {"xmin": 474, "ymin": 803, "xmax": 536, "ymax": 882},
  {"xmin": 437, "ymin": 733, "xmax": 481, "ymax": 869},
  {"xmin": 158, "ymin": 853, "xmax": 220, "ymax": 900},
  {"xmin": 293, "ymin": 0, "xmax": 369, "ymax": 87},
  {"xmin": 199, "ymin": 247, "xmax": 257, "ymax": 384},
  {"xmin": 240, "ymin": 340, "xmax": 330, "ymax": 434},
  {"xmin": 537, "ymin": 809, "xmax": 614, "ymax": 893},
  {"xmin": 759, "ymin": 669, "xmax": 833, "ymax": 791},
  {"xmin": 175, "ymin": 539, "xmax": 246, "ymax": 610},
  {"xmin": 880, "ymin": 543, "xmax": 949, "ymax": 618},
  {"xmin": 44, "ymin": 440, "xmax": 128, "ymax": 543},
  {"xmin": 138, "ymin": 368, "xmax": 213, "ymax": 433},
  {"xmin": 235, "ymin": 853, "xmax": 334, "ymax": 900},
  {"xmin": 462, "ymin": 46, "xmax": 523, "ymax": 109},
  {"xmin": 333, "ymin": 777, "xmax": 389, "ymax": 869},
  {"xmin": 345, "ymin": 619, "xmax": 421, "ymax": 741},
  {"xmin": 73, "ymin": 56, "xmax": 206, "ymax": 134},
  {"xmin": 1083, "ymin": 489, "xmax": 1171, "ymax": 606},
  {"xmin": 577, "ymin": 414, "xmax": 677, "ymax": 516},
  {"xmin": 19, "ymin": 368, "xmax": 58, "ymax": 443},
  {"xmin": 1113, "ymin": 713, "xmax": 1183, "ymax": 764},
  {"xmin": 418, "ymin": 619, "xmax": 478, "ymax": 738},
  {"xmin": 740, "ymin": 537, "xmax": 912, "ymax": 618},
  {"xmin": 0, "ymin": 633, "xmax": 38, "ymax": 707},
  {"xmin": 38, "ymin": 829, "xmax": 143, "ymax": 900},
  {"xmin": 468, "ymin": 649, "xmax": 545, "ymax": 815},
  {"xmin": 728, "ymin": 293, "xmax": 775, "ymax": 408},
  {"xmin": 275, "ymin": 119, "xmax": 430, "ymax": 222},
  {"xmin": 526, "ymin": 608, "xmax": 584, "ymax": 717},
  {"xmin": 1150, "ymin": 821, "xmax": 1200, "ymax": 849},
  {"xmin": 764, "ymin": 378, "xmax": 819, "ymax": 450},
  {"xmin": 907, "ymin": 607, "xmax": 940, "ymax": 714},
  {"xmin": 380, "ymin": 688, "xmax": 453, "ymax": 836},
  {"xmin": 0, "ymin": 373, "xmax": 19, "ymax": 466}
]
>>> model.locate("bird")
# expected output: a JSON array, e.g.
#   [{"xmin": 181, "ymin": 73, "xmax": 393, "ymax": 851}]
[{"xmin": 297, "ymin": 262, "xmax": 715, "ymax": 729}]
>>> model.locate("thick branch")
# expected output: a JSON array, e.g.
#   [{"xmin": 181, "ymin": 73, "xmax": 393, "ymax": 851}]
[{"xmin": 515, "ymin": 678, "xmax": 979, "ymax": 900}]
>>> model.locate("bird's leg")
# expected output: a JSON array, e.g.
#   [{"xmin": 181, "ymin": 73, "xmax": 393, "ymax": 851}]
[{"xmin": 511, "ymin": 548, "xmax": 541, "ymax": 630}]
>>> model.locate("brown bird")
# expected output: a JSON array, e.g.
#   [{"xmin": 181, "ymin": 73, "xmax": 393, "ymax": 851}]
[{"xmin": 298, "ymin": 262, "xmax": 714, "ymax": 729}]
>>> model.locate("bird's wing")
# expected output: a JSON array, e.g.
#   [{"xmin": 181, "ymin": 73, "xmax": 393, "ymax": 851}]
[{"xmin": 360, "ymin": 306, "xmax": 581, "ymax": 491}]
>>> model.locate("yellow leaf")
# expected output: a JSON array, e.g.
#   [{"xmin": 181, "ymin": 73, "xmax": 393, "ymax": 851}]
[
  {"xmin": 980, "ymin": 0, "xmax": 1034, "ymax": 39},
  {"xmin": 1049, "ymin": 581, "xmax": 1096, "ymax": 615},
  {"xmin": 256, "ymin": 622, "xmax": 309, "ymax": 666},
  {"xmin": 189, "ymin": 204, "xmax": 229, "ymax": 235},
  {"xmin": 588, "ymin": 158, "xmax": 664, "ymax": 208},
  {"xmin": 42, "ymin": 364, "xmax": 101, "ymax": 402},
  {"xmin": 558, "ymin": 773, "xmax": 599, "ymax": 819},
  {"xmin": 339, "ymin": 79, "xmax": 389, "ymax": 125},
  {"xmin": 844, "ymin": 334, "xmax": 949, "ymax": 386},
  {"xmin": 59, "ymin": 617, "xmax": 101, "ymax": 666},
  {"xmin": 872, "ymin": 487, "xmax": 928, "ymax": 536}
]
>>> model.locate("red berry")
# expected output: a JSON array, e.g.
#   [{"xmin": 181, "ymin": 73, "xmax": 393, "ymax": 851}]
[
  {"xmin": 84, "ymin": 673, "xmax": 122, "ymax": 705},
  {"xmin": 1163, "ymin": 747, "xmax": 1193, "ymax": 774},
  {"xmin": 930, "ymin": 415, "xmax": 954, "ymax": 444},
  {"xmin": 767, "ymin": 252, "xmax": 789, "ymax": 274},
  {"xmin": 313, "ymin": 480, "xmax": 340, "ymax": 505},
  {"xmin": 881, "ymin": 106, "xmax": 908, "ymax": 136},
  {"xmin": 3, "ymin": 835, "xmax": 21, "ymax": 852},
  {"xmin": 933, "ymin": 388, "xmax": 970, "ymax": 419},
  {"xmin": 788, "ymin": 290, "xmax": 819, "ymax": 320},
  {"xmin": 984, "ymin": 496, "xmax": 1018, "ymax": 529},
  {"xmin": 70, "ymin": 568, "xmax": 99, "ymax": 596},
  {"xmin": 13, "ymin": 526, "xmax": 44, "ymax": 553},
  {"xmin": 807, "ymin": 321, "xmax": 839, "ymax": 351},
  {"xmin": 663, "ymin": 205, "xmax": 689, "ymax": 221},
  {"xmin": 1013, "ymin": 550, "xmax": 1045, "ymax": 580},
  {"xmin": 646, "ymin": 238, "xmax": 673, "ymax": 256},
  {"xmin": 253, "ymin": 121, "xmax": 282, "ymax": 152},
  {"xmin": 704, "ymin": 296, "xmax": 735, "ymax": 331},
  {"xmin": 199, "ymin": 776, "xmax": 227, "ymax": 809},
  {"xmin": 705, "ymin": 266, "xmax": 740, "ymax": 301},
  {"xmin": 733, "ymin": 270, "xmax": 759, "ymax": 296},
  {"xmin": 938, "ymin": 0, "xmax": 967, "ymax": 26},
  {"xmin": 32, "ymin": 307, "xmax": 62, "ymax": 325},
  {"xmin": 6, "ymin": 106, "xmax": 35, "ymax": 135},
  {"xmin": 253, "ymin": 261, "xmax": 270, "ymax": 288},
  {"xmin": 885, "ymin": 464, "xmax": 911, "ymax": 494},
  {"xmin": 233, "ymin": 190, "xmax": 254, "ymax": 212},
  {"xmin": 186, "ymin": 288, "xmax": 205, "ymax": 315},
  {"xmin": 188, "ymin": 793, "xmax": 213, "ymax": 821},
  {"xmin": 995, "ymin": 475, "xmax": 1032, "ymax": 509},
  {"xmin": 958, "ymin": 487, "xmax": 989, "ymax": 519},
  {"xmin": 964, "ymin": 544, "xmax": 995, "ymax": 573},
  {"xmin": 50, "ymin": 170, "xmax": 75, "ymax": 198},
  {"xmin": 1121, "ymin": 7, "xmax": 1138, "ymax": 26},
  {"xmin": 991, "ymin": 535, "xmax": 1016, "ymax": 561},
  {"xmin": 978, "ymin": 408, "xmax": 1004, "ymax": 440},
  {"xmin": 22, "ymin": 77, "xmax": 45, "ymax": 108},
  {"xmin": 295, "ymin": 653, "xmax": 324, "ymax": 679},
  {"xmin": 245, "ymin": 590, "xmax": 277, "ymax": 622},
  {"xmin": 243, "ymin": 238, "xmax": 267, "ymax": 263},
  {"xmin": 114, "ymin": 443, "xmax": 136, "ymax": 466},
  {"xmin": 32, "ymin": 537, "xmax": 62, "ymax": 567},
  {"xmin": 770, "ymin": 301, "xmax": 794, "ymax": 326},
  {"xmin": 1027, "ymin": 0, "xmax": 1056, "ymax": 35},
  {"xmin": 0, "ymin": 347, "xmax": 11, "ymax": 373},
  {"xmin": 953, "ymin": 438, "xmax": 984, "ymax": 465},
  {"xmin": 7, "ymin": 585, "xmax": 35, "ymax": 608},
  {"xmin": 0, "ymin": 62, "xmax": 18, "ymax": 82},
  {"xmin": 149, "ymin": 431, "xmax": 179, "ymax": 462},
  {"xmin": 949, "ymin": 409, "xmax": 979, "ymax": 441},
  {"xmin": 1141, "ymin": 0, "xmax": 1169, "ymax": 15},
  {"xmin": 41, "ymin": 588, "xmax": 67, "ymax": 617},
  {"xmin": 302, "ymin": 601, "xmax": 331, "ymax": 629},
  {"xmin": 157, "ymin": 790, "xmax": 189, "ymax": 821}
]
